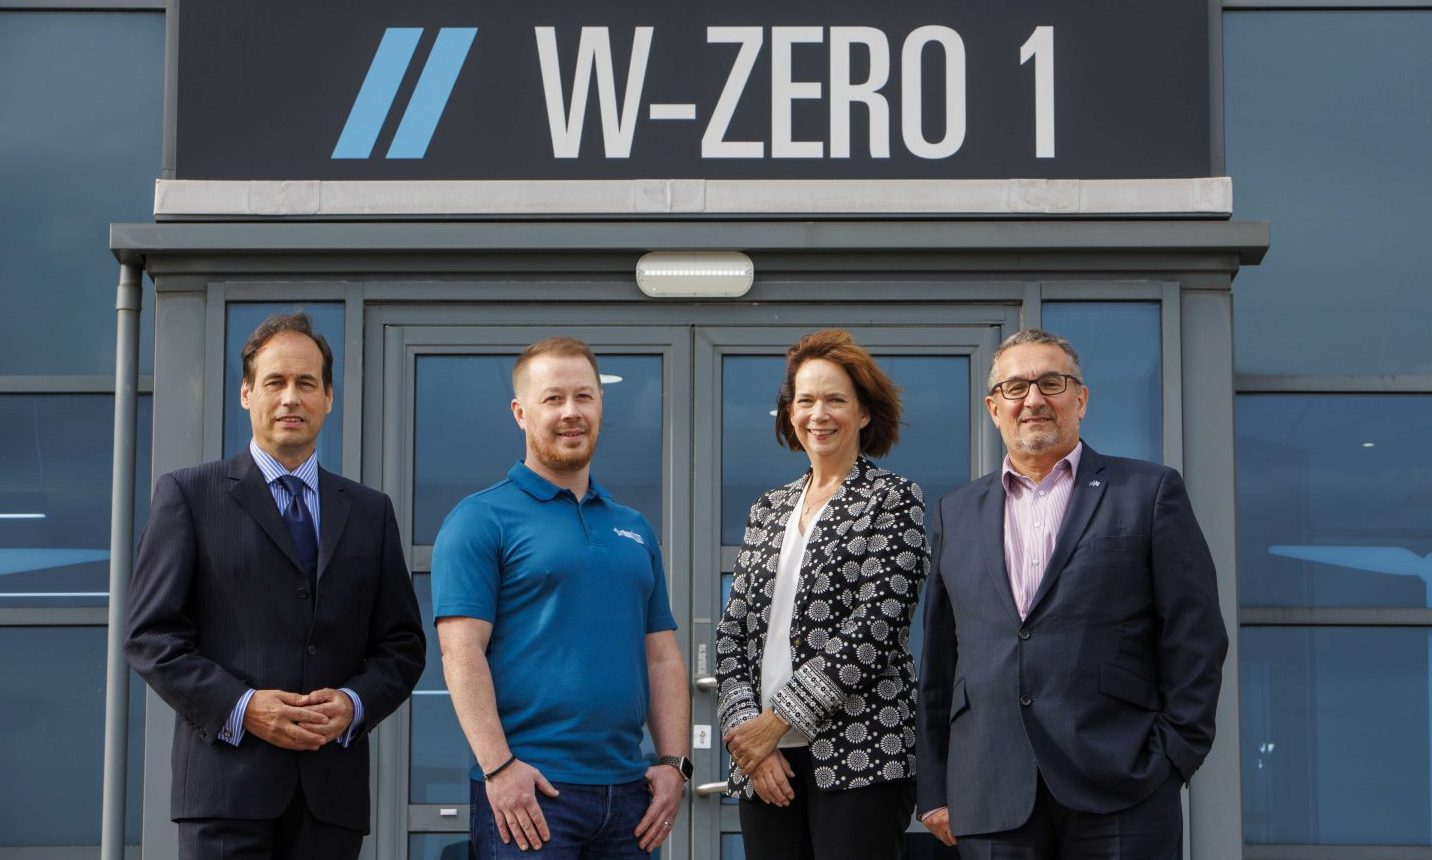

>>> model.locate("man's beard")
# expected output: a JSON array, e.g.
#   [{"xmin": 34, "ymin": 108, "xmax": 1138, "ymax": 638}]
[
  {"xmin": 531, "ymin": 424, "xmax": 598, "ymax": 472},
  {"xmin": 1011, "ymin": 408, "xmax": 1063, "ymax": 454}
]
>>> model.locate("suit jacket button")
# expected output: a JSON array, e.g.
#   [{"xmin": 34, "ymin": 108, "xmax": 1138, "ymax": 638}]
[
  {"xmin": 297, "ymin": 587, "xmax": 310, "ymax": 599},
  {"xmin": 1018, "ymin": 628, "xmax": 1031, "ymax": 640},
  {"xmin": 307, "ymin": 645, "xmax": 317, "ymax": 655},
  {"xmin": 1019, "ymin": 695, "xmax": 1033, "ymax": 707}
]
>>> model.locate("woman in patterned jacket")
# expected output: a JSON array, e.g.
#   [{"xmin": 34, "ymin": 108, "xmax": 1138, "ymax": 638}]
[{"xmin": 717, "ymin": 329, "xmax": 930, "ymax": 860}]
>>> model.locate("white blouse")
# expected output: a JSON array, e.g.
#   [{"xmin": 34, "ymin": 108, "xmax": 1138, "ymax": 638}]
[{"xmin": 760, "ymin": 480, "xmax": 826, "ymax": 748}]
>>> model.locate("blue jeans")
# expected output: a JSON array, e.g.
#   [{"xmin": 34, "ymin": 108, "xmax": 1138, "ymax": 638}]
[{"xmin": 470, "ymin": 777, "xmax": 652, "ymax": 860}]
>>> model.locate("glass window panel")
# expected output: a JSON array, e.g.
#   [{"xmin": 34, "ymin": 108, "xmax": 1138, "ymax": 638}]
[
  {"xmin": 0, "ymin": 12, "xmax": 161, "ymax": 375},
  {"xmin": 721, "ymin": 354, "xmax": 970, "ymax": 545},
  {"xmin": 409, "ymin": 834, "xmax": 472, "ymax": 860},
  {"xmin": 411, "ymin": 572, "xmax": 475, "ymax": 804},
  {"xmin": 1241, "ymin": 627, "xmax": 1431, "ymax": 844},
  {"xmin": 722, "ymin": 834, "xmax": 746, "ymax": 858},
  {"xmin": 0, "ymin": 629, "xmax": 145, "ymax": 846},
  {"xmin": 224, "ymin": 303, "xmax": 346, "ymax": 466},
  {"xmin": 413, "ymin": 354, "xmax": 663, "ymax": 544},
  {"xmin": 0, "ymin": 395, "xmax": 152, "ymax": 607},
  {"xmin": 1041, "ymin": 303, "xmax": 1161, "ymax": 464},
  {"xmin": 1226, "ymin": 11, "xmax": 1432, "ymax": 374},
  {"xmin": 720, "ymin": 356, "xmax": 808, "ymax": 546},
  {"xmin": 1237, "ymin": 395, "xmax": 1432, "ymax": 609}
]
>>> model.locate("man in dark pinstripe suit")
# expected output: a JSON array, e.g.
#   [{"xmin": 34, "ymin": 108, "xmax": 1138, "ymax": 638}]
[{"xmin": 126, "ymin": 312, "xmax": 425, "ymax": 859}]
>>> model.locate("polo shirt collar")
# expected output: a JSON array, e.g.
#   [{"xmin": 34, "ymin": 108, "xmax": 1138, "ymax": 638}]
[{"xmin": 506, "ymin": 461, "xmax": 610, "ymax": 503}]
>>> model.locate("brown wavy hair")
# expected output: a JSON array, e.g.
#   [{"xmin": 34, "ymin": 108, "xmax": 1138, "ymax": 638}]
[{"xmin": 774, "ymin": 329, "xmax": 901, "ymax": 458}]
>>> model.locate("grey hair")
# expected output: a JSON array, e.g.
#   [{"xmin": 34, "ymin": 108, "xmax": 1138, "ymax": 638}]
[{"xmin": 987, "ymin": 328, "xmax": 1084, "ymax": 392}]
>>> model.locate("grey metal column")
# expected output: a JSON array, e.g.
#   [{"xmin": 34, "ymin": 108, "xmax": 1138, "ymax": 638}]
[
  {"xmin": 1180, "ymin": 282, "xmax": 1243, "ymax": 860},
  {"xmin": 100, "ymin": 262, "xmax": 143, "ymax": 860}
]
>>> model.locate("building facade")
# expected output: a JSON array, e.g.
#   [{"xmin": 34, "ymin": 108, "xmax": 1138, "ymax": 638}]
[{"xmin": 0, "ymin": 2, "xmax": 1426, "ymax": 859}]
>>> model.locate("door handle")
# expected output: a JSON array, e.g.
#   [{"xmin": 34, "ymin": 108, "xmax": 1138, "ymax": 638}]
[
  {"xmin": 694, "ymin": 675, "xmax": 718, "ymax": 692},
  {"xmin": 694, "ymin": 781, "xmax": 728, "ymax": 797}
]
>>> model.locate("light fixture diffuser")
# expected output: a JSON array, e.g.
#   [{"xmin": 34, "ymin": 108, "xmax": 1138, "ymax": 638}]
[{"xmin": 636, "ymin": 251, "xmax": 753, "ymax": 298}]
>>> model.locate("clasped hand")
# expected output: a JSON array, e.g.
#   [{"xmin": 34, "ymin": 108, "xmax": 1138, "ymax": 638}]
[
  {"xmin": 242, "ymin": 688, "xmax": 354, "ymax": 751},
  {"xmin": 725, "ymin": 711, "xmax": 797, "ymax": 806}
]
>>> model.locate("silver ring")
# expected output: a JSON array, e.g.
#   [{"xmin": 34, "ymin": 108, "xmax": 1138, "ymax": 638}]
[{"xmin": 663, "ymin": 820, "xmax": 671, "ymax": 828}]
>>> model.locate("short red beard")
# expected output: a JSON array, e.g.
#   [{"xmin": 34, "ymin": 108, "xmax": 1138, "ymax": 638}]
[{"xmin": 530, "ymin": 425, "xmax": 598, "ymax": 473}]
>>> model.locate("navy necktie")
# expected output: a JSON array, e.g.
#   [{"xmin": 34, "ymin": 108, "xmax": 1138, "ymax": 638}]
[{"xmin": 276, "ymin": 475, "xmax": 318, "ymax": 595}]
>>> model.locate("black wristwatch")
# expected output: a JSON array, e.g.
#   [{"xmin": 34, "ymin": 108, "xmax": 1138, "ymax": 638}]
[{"xmin": 658, "ymin": 755, "xmax": 694, "ymax": 781}]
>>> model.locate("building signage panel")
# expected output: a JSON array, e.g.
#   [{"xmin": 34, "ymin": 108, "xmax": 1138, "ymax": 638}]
[{"xmin": 174, "ymin": 0, "xmax": 1211, "ymax": 182}]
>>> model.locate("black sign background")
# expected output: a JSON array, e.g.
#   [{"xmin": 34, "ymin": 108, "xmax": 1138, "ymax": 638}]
[{"xmin": 175, "ymin": 0, "xmax": 1210, "ymax": 180}]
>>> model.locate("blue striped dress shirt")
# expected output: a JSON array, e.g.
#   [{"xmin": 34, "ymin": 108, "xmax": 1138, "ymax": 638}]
[{"xmin": 220, "ymin": 441, "xmax": 365, "ymax": 748}]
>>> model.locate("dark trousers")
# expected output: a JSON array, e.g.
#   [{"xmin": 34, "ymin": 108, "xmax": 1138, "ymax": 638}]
[
  {"xmin": 738, "ymin": 746, "xmax": 915, "ymax": 860},
  {"xmin": 955, "ymin": 774, "xmax": 1182, "ymax": 860},
  {"xmin": 176, "ymin": 783, "xmax": 364, "ymax": 860}
]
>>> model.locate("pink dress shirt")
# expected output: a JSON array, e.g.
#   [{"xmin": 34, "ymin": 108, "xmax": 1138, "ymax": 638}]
[{"xmin": 1002, "ymin": 442, "xmax": 1083, "ymax": 620}]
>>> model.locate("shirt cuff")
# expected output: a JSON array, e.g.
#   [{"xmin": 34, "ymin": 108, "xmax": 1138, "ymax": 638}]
[
  {"xmin": 919, "ymin": 806, "xmax": 947, "ymax": 823},
  {"xmin": 222, "ymin": 689, "xmax": 257, "ymax": 746},
  {"xmin": 337, "ymin": 688, "xmax": 365, "ymax": 748}
]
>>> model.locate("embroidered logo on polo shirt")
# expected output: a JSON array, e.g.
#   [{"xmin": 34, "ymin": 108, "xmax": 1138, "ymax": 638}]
[{"xmin": 613, "ymin": 527, "xmax": 645, "ymax": 545}]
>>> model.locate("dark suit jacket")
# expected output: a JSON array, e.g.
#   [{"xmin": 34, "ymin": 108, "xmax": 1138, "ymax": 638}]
[
  {"xmin": 717, "ymin": 457, "xmax": 929, "ymax": 797},
  {"xmin": 125, "ymin": 450, "xmax": 426, "ymax": 832},
  {"xmin": 915, "ymin": 444, "xmax": 1227, "ymax": 837}
]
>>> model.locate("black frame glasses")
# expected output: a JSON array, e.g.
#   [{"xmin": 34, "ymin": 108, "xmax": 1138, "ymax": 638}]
[{"xmin": 989, "ymin": 373, "xmax": 1082, "ymax": 400}]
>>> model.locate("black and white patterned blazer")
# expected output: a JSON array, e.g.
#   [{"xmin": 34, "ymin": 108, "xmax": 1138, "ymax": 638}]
[{"xmin": 716, "ymin": 457, "xmax": 930, "ymax": 797}]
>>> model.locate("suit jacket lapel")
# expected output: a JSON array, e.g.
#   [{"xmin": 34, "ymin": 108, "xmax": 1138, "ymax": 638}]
[
  {"xmin": 227, "ymin": 450, "xmax": 306, "ymax": 574},
  {"xmin": 1028, "ymin": 444, "xmax": 1108, "ymax": 616},
  {"xmin": 317, "ymin": 469, "xmax": 351, "ymax": 581},
  {"xmin": 977, "ymin": 476, "xmax": 1021, "ymax": 623}
]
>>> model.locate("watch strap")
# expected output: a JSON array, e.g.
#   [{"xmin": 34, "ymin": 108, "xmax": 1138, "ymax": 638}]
[{"xmin": 657, "ymin": 755, "xmax": 693, "ymax": 780}]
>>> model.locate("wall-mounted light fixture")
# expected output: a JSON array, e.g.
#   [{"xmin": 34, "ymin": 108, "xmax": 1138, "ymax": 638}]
[{"xmin": 636, "ymin": 251, "xmax": 753, "ymax": 298}]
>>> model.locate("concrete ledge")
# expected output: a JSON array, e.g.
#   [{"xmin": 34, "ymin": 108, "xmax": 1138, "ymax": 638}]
[{"xmin": 154, "ymin": 177, "xmax": 1233, "ymax": 217}]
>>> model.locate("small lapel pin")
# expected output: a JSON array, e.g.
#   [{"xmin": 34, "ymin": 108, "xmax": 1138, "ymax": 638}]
[{"xmin": 1089, "ymin": 480, "xmax": 1101, "ymax": 487}]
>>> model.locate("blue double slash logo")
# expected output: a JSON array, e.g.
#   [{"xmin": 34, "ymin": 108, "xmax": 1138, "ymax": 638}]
[{"xmin": 333, "ymin": 27, "xmax": 478, "ymax": 160}]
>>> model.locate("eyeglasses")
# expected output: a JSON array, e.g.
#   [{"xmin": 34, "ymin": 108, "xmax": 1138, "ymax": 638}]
[{"xmin": 989, "ymin": 373, "xmax": 1082, "ymax": 400}]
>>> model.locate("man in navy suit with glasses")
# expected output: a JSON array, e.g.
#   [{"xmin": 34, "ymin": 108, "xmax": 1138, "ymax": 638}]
[{"xmin": 917, "ymin": 328, "xmax": 1227, "ymax": 859}]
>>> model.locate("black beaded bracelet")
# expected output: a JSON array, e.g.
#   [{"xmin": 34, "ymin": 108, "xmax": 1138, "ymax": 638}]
[{"xmin": 483, "ymin": 754, "xmax": 518, "ymax": 780}]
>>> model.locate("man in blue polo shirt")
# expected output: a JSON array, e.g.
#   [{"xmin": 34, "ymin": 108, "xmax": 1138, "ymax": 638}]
[{"xmin": 432, "ymin": 336, "xmax": 692, "ymax": 859}]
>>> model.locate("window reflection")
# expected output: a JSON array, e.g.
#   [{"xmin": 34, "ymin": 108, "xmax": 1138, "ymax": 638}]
[
  {"xmin": 409, "ymin": 834, "xmax": 471, "ymax": 860},
  {"xmin": 411, "ymin": 573, "xmax": 475, "ymax": 804},
  {"xmin": 1042, "ymin": 303, "xmax": 1162, "ymax": 464},
  {"xmin": 1238, "ymin": 395, "xmax": 1432, "ymax": 608},
  {"xmin": 0, "ymin": 12, "xmax": 162, "ymax": 375},
  {"xmin": 413, "ymin": 354, "xmax": 663, "ymax": 544},
  {"xmin": 1227, "ymin": 11, "xmax": 1432, "ymax": 375},
  {"xmin": 1241, "ymin": 626, "xmax": 1431, "ymax": 844},
  {"xmin": 0, "ymin": 396, "xmax": 152, "ymax": 606},
  {"xmin": 0, "ymin": 628, "xmax": 145, "ymax": 846}
]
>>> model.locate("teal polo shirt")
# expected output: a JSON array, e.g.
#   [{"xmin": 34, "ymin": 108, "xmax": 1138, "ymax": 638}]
[{"xmin": 431, "ymin": 462, "xmax": 677, "ymax": 785}]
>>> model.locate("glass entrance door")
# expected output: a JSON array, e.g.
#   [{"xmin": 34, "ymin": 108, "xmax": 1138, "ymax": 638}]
[{"xmin": 373, "ymin": 321, "xmax": 999, "ymax": 860}]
